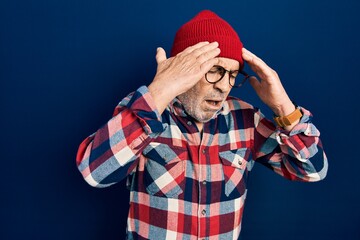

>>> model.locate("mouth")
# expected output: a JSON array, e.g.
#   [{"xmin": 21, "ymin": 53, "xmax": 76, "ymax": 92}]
[{"xmin": 204, "ymin": 99, "xmax": 223, "ymax": 110}]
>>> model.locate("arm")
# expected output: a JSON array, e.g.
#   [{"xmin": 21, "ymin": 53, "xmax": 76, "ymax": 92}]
[
  {"xmin": 253, "ymin": 106, "xmax": 328, "ymax": 181},
  {"xmin": 76, "ymin": 42, "xmax": 221, "ymax": 187},
  {"xmin": 76, "ymin": 87, "xmax": 164, "ymax": 187},
  {"xmin": 242, "ymin": 48, "xmax": 299, "ymax": 131},
  {"xmin": 242, "ymin": 48, "xmax": 328, "ymax": 181}
]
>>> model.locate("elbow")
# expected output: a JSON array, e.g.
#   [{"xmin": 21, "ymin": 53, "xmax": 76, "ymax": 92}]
[
  {"xmin": 76, "ymin": 136, "xmax": 115, "ymax": 188},
  {"xmin": 82, "ymin": 173, "xmax": 113, "ymax": 188},
  {"xmin": 84, "ymin": 174, "xmax": 101, "ymax": 187},
  {"xmin": 77, "ymin": 162, "xmax": 113, "ymax": 188}
]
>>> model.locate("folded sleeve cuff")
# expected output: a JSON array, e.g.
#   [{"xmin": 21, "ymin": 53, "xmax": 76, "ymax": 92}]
[
  {"xmin": 275, "ymin": 106, "xmax": 321, "ymax": 161},
  {"xmin": 126, "ymin": 86, "xmax": 165, "ymax": 136},
  {"xmin": 276, "ymin": 106, "xmax": 320, "ymax": 137}
]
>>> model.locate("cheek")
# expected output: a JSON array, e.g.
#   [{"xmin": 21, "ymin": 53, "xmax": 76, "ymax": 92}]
[
  {"xmin": 189, "ymin": 82, "xmax": 207, "ymax": 98},
  {"xmin": 196, "ymin": 80, "xmax": 214, "ymax": 95},
  {"xmin": 181, "ymin": 79, "xmax": 212, "ymax": 105}
]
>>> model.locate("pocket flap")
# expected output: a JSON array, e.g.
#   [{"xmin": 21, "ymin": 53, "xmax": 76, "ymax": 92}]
[
  {"xmin": 219, "ymin": 148, "xmax": 249, "ymax": 169},
  {"xmin": 143, "ymin": 142, "xmax": 187, "ymax": 165}
]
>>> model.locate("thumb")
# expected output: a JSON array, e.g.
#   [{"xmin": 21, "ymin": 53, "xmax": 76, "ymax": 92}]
[
  {"xmin": 155, "ymin": 47, "xmax": 167, "ymax": 64},
  {"xmin": 248, "ymin": 76, "xmax": 262, "ymax": 93}
]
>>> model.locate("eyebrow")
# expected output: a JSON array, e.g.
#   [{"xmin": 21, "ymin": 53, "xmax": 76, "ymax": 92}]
[
  {"xmin": 214, "ymin": 65, "xmax": 240, "ymax": 72},
  {"xmin": 216, "ymin": 61, "xmax": 240, "ymax": 71}
]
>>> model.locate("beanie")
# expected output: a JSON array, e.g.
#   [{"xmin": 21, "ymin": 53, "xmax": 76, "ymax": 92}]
[{"xmin": 171, "ymin": 10, "xmax": 244, "ymax": 68}]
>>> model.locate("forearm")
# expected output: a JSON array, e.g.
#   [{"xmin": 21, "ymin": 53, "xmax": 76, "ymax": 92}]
[
  {"xmin": 254, "ymin": 107, "xmax": 328, "ymax": 182},
  {"xmin": 76, "ymin": 86, "xmax": 164, "ymax": 187},
  {"xmin": 270, "ymin": 98, "xmax": 300, "ymax": 131},
  {"xmin": 148, "ymin": 81, "xmax": 177, "ymax": 115},
  {"xmin": 76, "ymin": 111, "xmax": 150, "ymax": 187},
  {"xmin": 241, "ymin": 48, "xmax": 301, "ymax": 131}
]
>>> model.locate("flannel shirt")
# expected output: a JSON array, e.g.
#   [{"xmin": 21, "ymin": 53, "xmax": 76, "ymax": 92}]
[{"xmin": 76, "ymin": 86, "xmax": 328, "ymax": 240}]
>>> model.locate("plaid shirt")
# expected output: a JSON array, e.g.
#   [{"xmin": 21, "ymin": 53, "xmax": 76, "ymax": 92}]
[{"xmin": 76, "ymin": 86, "xmax": 328, "ymax": 240}]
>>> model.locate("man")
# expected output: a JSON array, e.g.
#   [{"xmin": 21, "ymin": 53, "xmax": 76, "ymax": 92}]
[{"xmin": 76, "ymin": 10, "xmax": 328, "ymax": 239}]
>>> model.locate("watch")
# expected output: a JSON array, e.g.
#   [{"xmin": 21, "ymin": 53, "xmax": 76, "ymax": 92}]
[{"xmin": 273, "ymin": 107, "xmax": 302, "ymax": 127}]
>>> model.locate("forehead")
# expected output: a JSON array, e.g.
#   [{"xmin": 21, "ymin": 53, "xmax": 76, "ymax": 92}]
[{"xmin": 217, "ymin": 57, "xmax": 240, "ymax": 70}]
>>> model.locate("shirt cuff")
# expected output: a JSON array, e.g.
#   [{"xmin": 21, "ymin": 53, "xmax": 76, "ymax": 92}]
[{"xmin": 277, "ymin": 106, "xmax": 320, "ymax": 137}]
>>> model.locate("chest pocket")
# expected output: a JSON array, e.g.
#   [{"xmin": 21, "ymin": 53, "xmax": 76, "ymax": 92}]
[
  {"xmin": 142, "ymin": 142, "xmax": 187, "ymax": 198},
  {"xmin": 219, "ymin": 148, "xmax": 252, "ymax": 197}
]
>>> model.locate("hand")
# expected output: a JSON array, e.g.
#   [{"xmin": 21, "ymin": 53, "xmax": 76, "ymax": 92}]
[
  {"xmin": 148, "ymin": 42, "xmax": 220, "ymax": 114},
  {"xmin": 242, "ymin": 48, "xmax": 295, "ymax": 117},
  {"xmin": 154, "ymin": 41, "xmax": 221, "ymax": 95}
]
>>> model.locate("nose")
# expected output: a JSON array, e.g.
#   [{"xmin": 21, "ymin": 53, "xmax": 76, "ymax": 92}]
[{"xmin": 213, "ymin": 72, "xmax": 232, "ymax": 93}]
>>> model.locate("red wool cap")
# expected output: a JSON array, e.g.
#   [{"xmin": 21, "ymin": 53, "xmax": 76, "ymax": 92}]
[{"xmin": 171, "ymin": 10, "xmax": 244, "ymax": 68}]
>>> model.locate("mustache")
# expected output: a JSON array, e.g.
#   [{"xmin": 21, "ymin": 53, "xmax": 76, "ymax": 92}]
[{"xmin": 204, "ymin": 90, "xmax": 226, "ymax": 99}]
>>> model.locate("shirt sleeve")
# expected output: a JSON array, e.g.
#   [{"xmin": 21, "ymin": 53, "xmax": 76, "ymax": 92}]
[
  {"xmin": 76, "ymin": 86, "xmax": 165, "ymax": 187},
  {"xmin": 253, "ymin": 106, "xmax": 328, "ymax": 182}
]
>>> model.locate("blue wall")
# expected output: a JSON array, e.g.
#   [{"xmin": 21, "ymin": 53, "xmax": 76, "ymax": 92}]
[{"xmin": 1, "ymin": 0, "xmax": 359, "ymax": 239}]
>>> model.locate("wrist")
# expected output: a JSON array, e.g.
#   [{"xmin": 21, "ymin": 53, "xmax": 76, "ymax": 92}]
[
  {"xmin": 273, "ymin": 103, "xmax": 302, "ymax": 128},
  {"xmin": 148, "ymin": 81, "xmax": 176, "ymax": 114},
  {"xmin": 271, "ymin": 99, "xmax": 295, "ymax": 117}
]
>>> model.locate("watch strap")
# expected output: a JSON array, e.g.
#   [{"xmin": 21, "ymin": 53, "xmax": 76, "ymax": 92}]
[{"xmin": 273, "ymin": 107, "xmax": 302, "ymax": 127}]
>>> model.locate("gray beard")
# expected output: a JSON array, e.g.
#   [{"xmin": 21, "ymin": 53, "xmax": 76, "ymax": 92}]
[{"xmin": 177, "ymin": 88, "xmax": 223, "ymax": 123}]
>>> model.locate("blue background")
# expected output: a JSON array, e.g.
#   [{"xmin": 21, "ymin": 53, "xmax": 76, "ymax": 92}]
[{"xmin": 1, "ymin": 0, "xmax": 359, "ymax": 239}]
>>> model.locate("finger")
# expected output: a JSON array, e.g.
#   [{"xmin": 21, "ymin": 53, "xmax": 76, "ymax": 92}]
[
  {"xmin": 200, "ymin": 57, "xmax": 220, "ymax": 74},
  {"xmin": 242, "ymin": 48, "xmax": 273, "ymax": 79},
  {"xmin": 191, "ymin": 41, "xmax": 219, "ymax": 58},
  {"xmin": 155, "ymin": 47, "xmax": 167, "ymax": 64},
  {"xmin": 196, "ymin": 47, "xmax": 221, "ymax": 64},
  {"xmin": 248, "ymin": 76, "xmax": 262, "ymax": 92},
  {"xmin": 180, "ymin": 41, "xmax": 210, "ymax": 55}
]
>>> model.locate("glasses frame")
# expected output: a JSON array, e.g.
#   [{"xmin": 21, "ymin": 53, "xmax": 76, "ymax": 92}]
[{"xmin": 205, "ymin": 65, "xmax": 250, "ymax": 88}]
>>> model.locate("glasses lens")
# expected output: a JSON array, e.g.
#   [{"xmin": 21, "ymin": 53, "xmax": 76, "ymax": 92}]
[
  {"xmin": 206, "ymin": 66, "xmax": 225, "ymax": 83},
  {"xmin": 205, "ymin": 66, "xmax": 248, "ymax": 87},
  {"xmin": 229, "ymin": 70, "xmax": 239, "ymax": 86}
]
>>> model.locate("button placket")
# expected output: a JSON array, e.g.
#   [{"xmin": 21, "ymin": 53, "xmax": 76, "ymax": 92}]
[{"xmin": 201, "ymin": 209, "xmax": 206, "ymax": 216}]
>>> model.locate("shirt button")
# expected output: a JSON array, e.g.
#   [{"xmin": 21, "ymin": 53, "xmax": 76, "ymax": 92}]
[
  {"xmin": 187, "ymin": 121, "xmax": 192, "ymax": 126},
  {"xmin": 238, "ymin": 160, "xmax": 242, "ymax": 165},
  {"xmin": 202, "ymin": 149, "xmax": 206, "ymax": 154},
  {"xmin": 202, "ymin": 180, "xmax": 206, "ymax": 185},
  {"xmin": 201, "ymin": 209, "xmax": 206, "ymax": 215}
]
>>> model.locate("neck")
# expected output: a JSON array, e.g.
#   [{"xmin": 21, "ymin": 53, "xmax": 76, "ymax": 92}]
[{"xmin": 195, "ymin": 122, "xmax": 204, "ymax": 132}]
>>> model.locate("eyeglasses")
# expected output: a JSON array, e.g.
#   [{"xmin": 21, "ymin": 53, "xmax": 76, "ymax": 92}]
[{"xmin": 205, "ymin": 65, "xmax": 250, "ymax": 88}]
